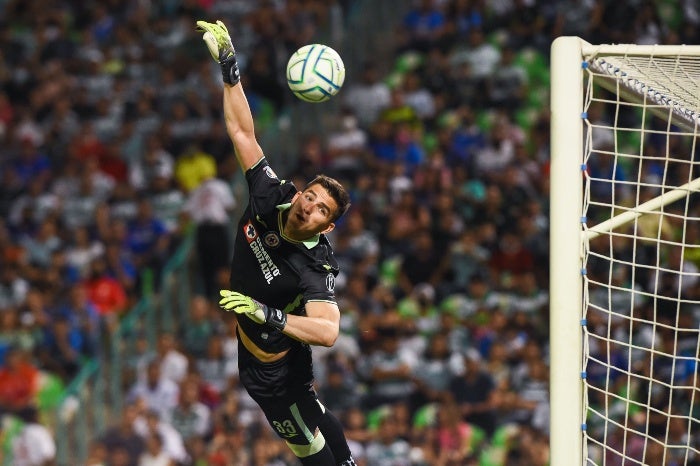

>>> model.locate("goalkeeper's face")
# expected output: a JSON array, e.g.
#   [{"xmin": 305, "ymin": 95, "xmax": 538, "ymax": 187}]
[{"xmin": 285, "ymin": 186, "xmax": 338, "ymax": 239}]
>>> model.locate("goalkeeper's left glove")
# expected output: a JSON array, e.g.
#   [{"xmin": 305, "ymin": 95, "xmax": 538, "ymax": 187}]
[
  {"xmin": 195, "ymin": 20, "xmax": 240, "ymax": 86},
  {"xmin": 218, "ymin": 290, "xmax": 287, "ymax": 330}
]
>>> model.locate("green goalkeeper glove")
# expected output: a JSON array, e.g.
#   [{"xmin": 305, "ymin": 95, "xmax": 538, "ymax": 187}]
[
  {"xmin": 195, "ymin": 20, "xmax": 240, "ymax": 85},
  {"xmin": 218, "ymin": 290, "xmax": 287, "ymax": 330}
]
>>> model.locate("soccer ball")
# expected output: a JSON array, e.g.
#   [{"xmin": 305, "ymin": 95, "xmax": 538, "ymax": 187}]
[{"xmin": 286, "ymin": 44, "xmax": 345, "ymax": 103}]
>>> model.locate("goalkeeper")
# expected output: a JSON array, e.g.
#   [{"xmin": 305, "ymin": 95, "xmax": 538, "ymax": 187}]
[{"xmin": 195, "ymin": 20, "xmax": 356, "ymax": 466}]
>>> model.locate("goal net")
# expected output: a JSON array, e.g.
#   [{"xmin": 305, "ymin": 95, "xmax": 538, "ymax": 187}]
[{"xmin": 550, "ymin": 38, "xmax": 700, "ymax": 466}]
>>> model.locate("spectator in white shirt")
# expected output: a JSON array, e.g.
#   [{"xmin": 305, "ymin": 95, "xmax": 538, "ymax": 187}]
[
  {"xmin": 166, "ymin": 378, "xmax": 211, "ymax": 444},
  {"xmin": 138, "ymin": 433, "xmax": 175, "ymax": 466},
  {"xmin": 64, "ymin": 225, "xmax": 105, "ymax": 278},
  {"xmin": 11, "ymin": 406, "xmax": 56, "ymax": 466},
  {"xmin": 134, "ymin": 409, "xmax": 188, "ymax": 465},
  {"xmin": 128, "ymin": 360, "xmax": 180, "ymax": 420},
  {"xmin": 156, "ymin": 333, "xmax": 188, "ymax": 385},
  {"xmin": 183, "ymin": 173, "xmax": 236, "ymax": 298},
  {"xmin": 342, "ymin": 61, "xmax": 391, "ymax": 129}
]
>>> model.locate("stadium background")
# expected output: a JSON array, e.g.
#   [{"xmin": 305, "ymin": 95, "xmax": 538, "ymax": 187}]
[{"xmin": 0, "ymin": 0, "xmax": 697, "ymax": 465}]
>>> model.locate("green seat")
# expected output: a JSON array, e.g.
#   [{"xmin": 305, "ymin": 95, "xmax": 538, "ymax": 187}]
[
  {"xmin": 36, "ymin": 371, "xmax": 66, "ymax": 412},
  {"xmin": 516, "ymin": 48, "xmax": 549, "ymax": 88},
  {"xmin": 366, "ymin": 404, "xmax": 393, "ymax": 431}
]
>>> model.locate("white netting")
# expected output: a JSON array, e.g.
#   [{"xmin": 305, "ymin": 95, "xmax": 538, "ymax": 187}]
[
  {"xmin": 581, "ymin": 51, "xmax": 700, "ymax": 465},
  {"xmin": 589, "ymin": 55, "xmax": 700, "ymax": 129}
]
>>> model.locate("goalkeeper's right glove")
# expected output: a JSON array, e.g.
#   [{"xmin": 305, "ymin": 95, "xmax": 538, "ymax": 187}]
[
  {"xmin": 195, "ymin": 20, "xmax": 240, "ymax": 85},
  {"xmin": 218, "ymin": 290, "xmax": 287, "ymax": 331}
]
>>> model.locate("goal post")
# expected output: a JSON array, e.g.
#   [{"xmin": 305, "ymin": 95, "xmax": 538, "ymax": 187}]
[
  {"xmin": 550, "ymin": 37, "xmax": 700, "ymax": 466},
  {"xmin": 550, "ymin": 36, "xmax": 586, "ymax": 466}
]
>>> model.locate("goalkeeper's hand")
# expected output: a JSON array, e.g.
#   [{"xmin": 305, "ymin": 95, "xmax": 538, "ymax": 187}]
[
  {"xmin": 195, "ymin": 20, "xmax": 240, "ymax": 85},
  {"xmin": 218, "ymin": 290, "xmax": 287, "ymax": 330}
]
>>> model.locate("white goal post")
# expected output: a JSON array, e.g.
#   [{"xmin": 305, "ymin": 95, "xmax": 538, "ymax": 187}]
[{"xmin": 550, "ymin": 37, "xmax": 700, "ymax": 466}]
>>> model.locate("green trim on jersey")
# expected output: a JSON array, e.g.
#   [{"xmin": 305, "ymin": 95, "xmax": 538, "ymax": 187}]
[
  {"xmin": 290, "ymin": 403, "xmax": 316, "ymax": 443},
  {"xmin": 283, "ymin": 294, "xmax": 304, "ymax": 314},
  {"xmin": 286, "ymin": 432, "xmax": 326, "ymax": 458},
  {"xmin": 255, "ymin": 214, "xmax": 268, "ymax": 227},
  {"xmin": 249, "ymin": 156, "xmax": 266, "ymax": 170}
]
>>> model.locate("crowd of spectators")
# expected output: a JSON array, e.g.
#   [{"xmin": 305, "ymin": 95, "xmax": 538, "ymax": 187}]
[{"xmin": 1, "ymin": 0, "xmax": 700, "ymax": 465}]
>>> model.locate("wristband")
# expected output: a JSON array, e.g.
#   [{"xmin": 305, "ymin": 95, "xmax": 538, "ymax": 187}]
[
  {"xmin": 265, "ymin": 305, "xmax": 287, "ymax": 331},
  {"xmin": 221, "ymin": 54, "xmax": 240, "ymax": 85}
]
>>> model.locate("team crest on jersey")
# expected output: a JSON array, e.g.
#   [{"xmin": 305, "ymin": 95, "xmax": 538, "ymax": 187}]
[
  {"xmin": 263, "ymin": 232, "xmax": 281, "ymax": 248},
  {"xmin": 243, "ymin": 221, "xmax": 258, "ymax": 243},
  {"xmin": 263, "ymin": 166, "xmax": 278, "ymax": 179},
  {"xmin": 326, "ymin": 273, "xmax": 335, "ymax": 292}
]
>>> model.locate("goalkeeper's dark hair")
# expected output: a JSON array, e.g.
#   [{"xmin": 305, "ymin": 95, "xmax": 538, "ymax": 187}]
[{"xmin": 305, "ymin": 174, "xmax": 351, "ymax": 222}]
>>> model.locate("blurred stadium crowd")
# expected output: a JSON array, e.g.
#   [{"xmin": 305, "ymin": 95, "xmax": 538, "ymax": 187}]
[{"xmin": 1, "ymin": 0, "xmax": 699, "ymax": 465}]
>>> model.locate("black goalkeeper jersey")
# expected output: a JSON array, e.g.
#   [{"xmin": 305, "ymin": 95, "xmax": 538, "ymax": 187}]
[{"xmin": 229, "ymin": 158, "xmax": 339, "ymax": 354}]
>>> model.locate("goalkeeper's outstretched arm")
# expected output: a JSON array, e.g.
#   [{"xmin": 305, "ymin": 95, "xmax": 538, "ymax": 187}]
[
  {"xmin": 223, "ymin": 83, "xmax": 264, "ymax": 173},
  {"xmin": 196, "ymin": 20, "xmax": 264, "ymax": 173}
]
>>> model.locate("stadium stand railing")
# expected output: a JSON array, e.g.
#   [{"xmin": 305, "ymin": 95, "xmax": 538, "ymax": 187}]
[{"xmin": 47, "ymin": 227, "xmax": 196, "ymax": 466}]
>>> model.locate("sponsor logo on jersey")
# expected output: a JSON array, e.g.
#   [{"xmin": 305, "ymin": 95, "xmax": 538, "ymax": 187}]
[
  {"xmin": 244, "ymin": 220, "xmax": 258, "ymax": 243},
  {"xmin": 244, "ymin": 220, "xmax": 281, "ymax": 284},
  {"xmin": 326, "ymin": 272, "xmax": 335, "ymax": 292},
  {"xmin": 263, "ymin": 166, "xmax": 278, "ymax": 179},
  {"xmin": 263, "ymin": 232, "xmax": 281, "ymax": 248}
]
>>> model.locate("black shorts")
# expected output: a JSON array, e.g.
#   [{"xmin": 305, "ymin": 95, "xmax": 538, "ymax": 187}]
[{"xmin": 238, "ymin": 342, "xmax": 324, "ymax": 445}]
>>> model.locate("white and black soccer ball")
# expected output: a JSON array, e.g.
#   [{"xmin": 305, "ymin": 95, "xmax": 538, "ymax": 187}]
[{"xmin": 286, "ymin": 44, "xmax": 345, "ymax": 103}]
